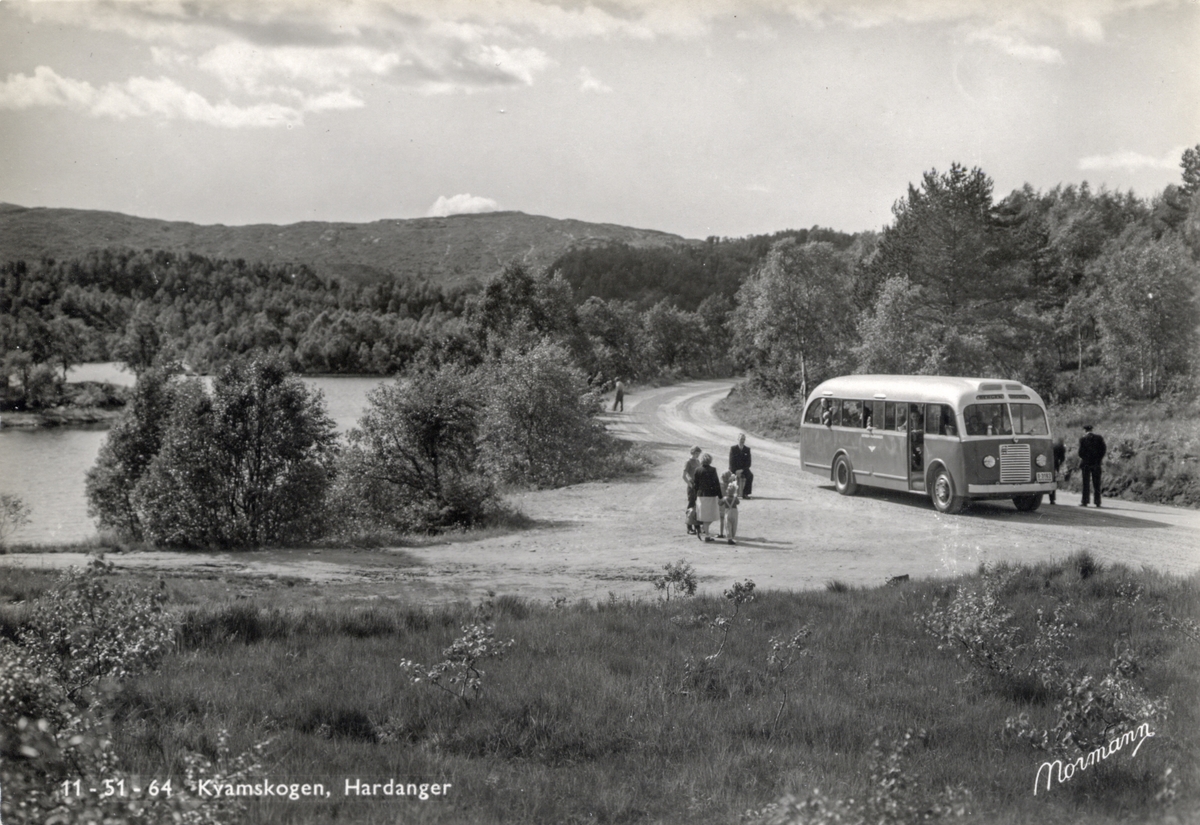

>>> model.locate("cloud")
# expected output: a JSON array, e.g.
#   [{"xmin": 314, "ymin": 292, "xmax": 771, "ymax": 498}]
[
  {"xmin": 966, "ymin": 30, "xmax": 1063, "ymax": 63},
  {"xmin": 578, "ymin": 67, "xmax": 612, "ymax": 93},
  {"xmin": 426, "ymin": 194, "xmax": 501, "ymax": 217},
  {"xmin": 1079, "ymin": 148, "xmax": 1182, "ymax": 172},
  {"xmin": 0, "ymin": 65, "xmax": 307, "ymax": 127},
  {"xmin": 469, "ymin": 44, "xmax": 553, "ymax": 86}
]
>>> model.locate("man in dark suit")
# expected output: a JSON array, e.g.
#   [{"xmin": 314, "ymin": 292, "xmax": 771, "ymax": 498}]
[
  {"xmin": 1078, "ymin": 425, "xmax": 1107, "ymax": 507},
  {"xmin": 729, "ymin": 433, "xmax": 754, "ymax": 498}
]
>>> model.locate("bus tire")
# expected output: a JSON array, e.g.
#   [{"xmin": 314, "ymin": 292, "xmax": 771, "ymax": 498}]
[
  {"xmin": 930, "ymin": 467, "xmax": 965, "ymax": 514},
  {"xmin": 833, "ymin": 455, "xmax": 858, "ymax": 496},
  {"xmin": 1013, "ymin": 493, "xmax": 1043, "ymax": 512}
]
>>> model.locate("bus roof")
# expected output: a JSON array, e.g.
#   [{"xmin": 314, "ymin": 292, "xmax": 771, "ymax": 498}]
[{"xmin": 805, "ymin": 375, "xmax": 1046, "ymax": 409}]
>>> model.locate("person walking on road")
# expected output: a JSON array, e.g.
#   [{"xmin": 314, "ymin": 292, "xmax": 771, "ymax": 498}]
[
  {"xmin": 612, "ymin": 378, "xmax": 625, "ymax": 412},
  {"xmin": 1078, "ymin": 425, "xmax": 1107, "ymax": 507},
  {"xmin": 1050, "ymin": 437, "xmax": 1065, "ymax": 504},
  {"xmin": 683, "ymin": 446, "xmax": 702, "ymax": 533},
  {"xmin": 693, "ymin": 453, "xmax": 723, "ymax": 542},
  {"xmin": 729, "ymin": 433, "xmax": 754, "ymax": 498}
]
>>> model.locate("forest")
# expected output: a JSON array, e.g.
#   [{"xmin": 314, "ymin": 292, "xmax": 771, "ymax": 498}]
[{"xmin": 2, "ymin": 148, "xmax": 1199, "ymax": 412}]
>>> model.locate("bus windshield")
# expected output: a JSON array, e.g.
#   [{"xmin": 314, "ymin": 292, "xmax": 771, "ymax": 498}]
[
  {"xmin": 964, "ymin": 403, "xmax": 1012, "ymax": 436},
  {"xmin": 1012, "ymin": 403, "xmax": 1049, "ymax": 435}
]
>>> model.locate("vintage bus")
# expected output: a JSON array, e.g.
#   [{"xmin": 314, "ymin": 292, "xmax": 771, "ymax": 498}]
[{"xmin": 799, "ymin": 375, "xmax": 1057, "ymax": 514}]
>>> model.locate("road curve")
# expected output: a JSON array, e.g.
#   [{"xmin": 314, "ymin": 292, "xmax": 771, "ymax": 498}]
[{"xmin": 607, "ymin": 379, "xmax": 1200, "ymax": 582}]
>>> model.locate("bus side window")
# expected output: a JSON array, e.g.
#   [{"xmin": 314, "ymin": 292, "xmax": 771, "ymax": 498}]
[
  {"xmin": 884, "ymin": 401, "xmax": 897, "ymax": 430},
  {"xmin": 909, "ymin": 403, "xmax": 924, "ymax": 433},
  {"xmin": 862, "ymin": 401, "xmax": 874, "ymax": 429},
  {"xmin": 940, "ymin": 404, "xmax": 958, "ymax": 436},
  {"xmin": 804, "ymin": 399, "xmax": 824, "ymax": 424},
  {"xmin": 894, "ymin": 403, "xmax": 908, "ymax": 431},
  {"xmin": 926, "ymin": 403, "xmax": 942, "ymax": 435},
  {"xmin": 842, "ymin": 399, "xmax": 862, "ymax": 428}
]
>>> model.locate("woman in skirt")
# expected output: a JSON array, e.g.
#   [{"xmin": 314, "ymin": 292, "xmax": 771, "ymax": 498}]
[{"xmin": 693, "ymin": 453, "xmax": 723, "ymax": 542}]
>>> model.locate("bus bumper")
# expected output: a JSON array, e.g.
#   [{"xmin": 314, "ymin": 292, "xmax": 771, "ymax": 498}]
[{"xmin": 967, "ymin": 482, "xmax": 1058, "ymax": 495}]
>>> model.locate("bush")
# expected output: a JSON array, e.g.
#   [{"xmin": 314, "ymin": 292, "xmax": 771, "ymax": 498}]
[
  {"xmin": 0, "ymin": 493, "xmax": 31, "ymax": 549},
  {"xmin": 86, "ymin": 366, "xmax": 178, "ymax": 541},
  {"xmin": 480, "ymin": 340, "xmax": 628, "ymax": 487},
  {"xmin": 336, "ymin": 364, "xmax": 504, "ymax": 533},
  {"xmin": 132, "ymin": 357, "xmax": 338, "ymax": 547}
]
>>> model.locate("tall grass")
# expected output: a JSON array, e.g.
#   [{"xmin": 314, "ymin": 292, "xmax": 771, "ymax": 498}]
[{"xmin": 89, "ymin": 561, "xmax": 1200, "ymax": 824}]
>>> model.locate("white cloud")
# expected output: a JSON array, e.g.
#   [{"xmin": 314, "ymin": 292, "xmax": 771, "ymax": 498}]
[
  {"xmin": 427, "ymin": 194, "xmax": 501, "ymax": 217},
  {"xmin": 1079, "ymin": 148, "xmax": 1182, "ymax": 172},
  {"xmin": 469, "ymin": 44, "xmax": 553, "ymax": 85},
  {"xmin": 0, "ymin": 66, "xmax": 304, "ymax": 127},
  {"xmin": 578, "ymin": 67, "xmax": 612, "ymax": 93},
  {"xmin": 966, "ymin": 30, "xmax": 1063, "ymax": 63},
  {"xmin": 193, "ymin": 43, "xmax": 406, "ymax": 94}
]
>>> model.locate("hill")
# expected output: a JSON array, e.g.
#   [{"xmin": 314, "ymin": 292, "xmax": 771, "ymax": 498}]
[{"xmin": 0, "ymin": 203, "xmax": 695, "ymax": 288}]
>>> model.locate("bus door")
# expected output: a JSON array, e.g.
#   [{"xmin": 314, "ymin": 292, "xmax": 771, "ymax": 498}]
[
  {"xmin": 856, "ymin": 399, "xmax": 884, "ymax": 477},
  {"xmin": 873, "ymin": 401, "xmax": 909, "ymax": 489},
  {"xmin": 908, "ymin": 402, "xmax": 926, "ymax": 489}
]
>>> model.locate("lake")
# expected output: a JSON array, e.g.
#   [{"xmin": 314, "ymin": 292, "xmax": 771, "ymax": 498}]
[{"xmin": 0, "ymin": 364, "xmax": 387, "ymax": 545}]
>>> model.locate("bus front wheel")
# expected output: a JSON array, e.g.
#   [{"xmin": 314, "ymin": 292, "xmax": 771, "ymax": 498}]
[
  {"xmin": 930, "ymin": 468, "xmax": 965, "ymax": 514},
  {"xmin": 1013, "ymin": 493, "xmax": 1043, "ymax": 512},
  {"xmin": 833, "ymin": 455, "xmax": 858, "ymax": 495}
]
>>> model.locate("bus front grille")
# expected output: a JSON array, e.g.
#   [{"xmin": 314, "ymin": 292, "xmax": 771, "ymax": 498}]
[{"xmin": 999, "ymin": 444, "xmax": 1031, "ymax": 483}]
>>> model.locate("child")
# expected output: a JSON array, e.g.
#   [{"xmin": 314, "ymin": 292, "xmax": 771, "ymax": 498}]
[
  {"xmin": 718, "ymin": 471, "xmax": 733, "ymax": 537},
  {"xmin": 721, "ymin": 474, "xmax": 739, "ymax": 545}
]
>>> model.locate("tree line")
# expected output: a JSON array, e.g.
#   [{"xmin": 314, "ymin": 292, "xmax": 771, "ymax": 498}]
[{"xmin": 5, "ymin": 149, "xmax": 1200, "ymax": 414}]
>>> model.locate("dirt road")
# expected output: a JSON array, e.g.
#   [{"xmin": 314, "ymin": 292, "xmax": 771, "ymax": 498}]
[{"xmin": 5, "ymin": 379, "xmax": 1199, "ymax": 603}]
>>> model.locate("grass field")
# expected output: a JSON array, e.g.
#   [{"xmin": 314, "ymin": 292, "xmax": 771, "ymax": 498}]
[
  {"xmin": 2, "ymin": 554, "xmax": 1197, "ymax": 825},
  {"xmin": 715, "ymin": 385, "xmax": 1200, "ymax": 509}
]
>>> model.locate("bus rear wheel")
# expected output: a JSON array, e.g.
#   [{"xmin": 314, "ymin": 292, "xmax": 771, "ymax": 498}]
[
  {"xmin": 930, "ymin": 468, "xmax": 965, "ymax": 514},
  {"xmin": 833, "ymin": 455, "xmax": 858, "ymax": 496},
  {"xmin": 1013, "ymin": 493, "xmax": 1043, "ymax": 512}
]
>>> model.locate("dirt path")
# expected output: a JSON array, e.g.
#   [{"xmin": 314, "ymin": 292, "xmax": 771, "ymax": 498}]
[{"xmin": 4, "ymin": 379, "xmax": 1199, "ymax": 603}]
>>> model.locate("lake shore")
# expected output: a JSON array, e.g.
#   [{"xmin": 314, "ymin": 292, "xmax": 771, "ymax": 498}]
[{"xmin": 0, "ymin": 405, "xmax": 123, "ymax": 429}]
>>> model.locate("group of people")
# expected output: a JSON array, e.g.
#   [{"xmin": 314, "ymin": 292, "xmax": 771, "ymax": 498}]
[{"xmin": 682, "ymin": 434, "xmax": 755, "ymax": 544}]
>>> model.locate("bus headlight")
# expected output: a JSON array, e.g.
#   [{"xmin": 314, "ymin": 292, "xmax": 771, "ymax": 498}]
[
  {"xmin": 983, "ymin": 455, "xmax": 996, "ymax": 469},
  {"xmin": 1036, "ymin": 454, "xmax": 1047, "ymax": 467}
]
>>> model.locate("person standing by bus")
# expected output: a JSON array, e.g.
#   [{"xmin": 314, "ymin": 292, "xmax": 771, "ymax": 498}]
[
  {"xmin": 1078, "ymin": 425, "xmax": 1107, "ymax": 507},
  {"xmin": 729, "ymin": 433, "xmax": 754, "ymax": 498},
  {"xmin": 1050, "ymin": 437, "xmax": 1066, "ymax": 504}
]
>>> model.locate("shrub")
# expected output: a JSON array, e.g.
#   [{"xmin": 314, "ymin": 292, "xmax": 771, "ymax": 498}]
[
  {"xmin": 133, "ymin": 357, "xmax": 337, "ymax": 547},
  {"xmin": 337, "ymin": 364, "xmax": 502, "ymax": 533},
  {"xmin": 86, "ymin": 365, "xmax": 177, "ymax": 541},
  {"xmin": 400, "ymin": 623, "xmax": 514, "ymax": 706},
  {"xmin": 0, "ymin": 493, "xmax": 31, "ymax": 549},
  {"xmin": 652, "ymin": 559, "xmax": 698, "ymax": 601},
  {"xmin": 479, "ymin": 340, "xmax": 619, "ymax": 487},
  {"xmin": 20, "ymin": 557, "xmax": 175, "ymax": 702},
  {"xmin": 751, "ymin": 729, "xmax": 970, "ymax": 824}
]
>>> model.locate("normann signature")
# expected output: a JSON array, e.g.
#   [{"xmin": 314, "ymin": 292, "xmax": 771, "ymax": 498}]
[{"xmin": 1034, "ymin": 723, "xmax": 1155, "ymax": 795}]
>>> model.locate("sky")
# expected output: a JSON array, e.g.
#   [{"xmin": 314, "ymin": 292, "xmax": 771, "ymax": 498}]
[{"xmin": 0, "ymin": 0, "xmax": 1196, "ymax": 240}]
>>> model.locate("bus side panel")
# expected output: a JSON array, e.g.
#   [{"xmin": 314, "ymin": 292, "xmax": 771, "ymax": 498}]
[{"xmin": 799, "ymin": 424, "xmax": 834, "ymax": 477}]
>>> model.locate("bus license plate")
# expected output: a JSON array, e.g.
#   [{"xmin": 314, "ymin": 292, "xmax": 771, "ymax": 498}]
[{"xmin": 1036, "ymin": 472, "xmax": 1053, "ymax": 483}]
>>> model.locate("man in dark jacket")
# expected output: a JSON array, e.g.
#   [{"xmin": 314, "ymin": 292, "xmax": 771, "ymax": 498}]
[
  {"xmin": 1078, "ymin": 425, "xmax": 1107, "ymax": 507},
  {"xmin": 729, "ymin": 433, "xmax": 754, "ymax": 498}
]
